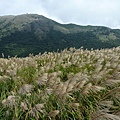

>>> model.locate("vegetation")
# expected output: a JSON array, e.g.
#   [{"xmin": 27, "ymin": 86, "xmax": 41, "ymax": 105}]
[
  {"xmin": 0, "ymin": 47, "xmax": 120, "ymax": 120},
  {"xmin": 1, "ymin": 14, "xmax": 120, "ymax": 57}
]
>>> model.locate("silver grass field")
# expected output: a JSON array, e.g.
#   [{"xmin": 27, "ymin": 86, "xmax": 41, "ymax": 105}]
[{"xmin": 0, "ymin": 47, "xmax": 120, "ymax": 120}]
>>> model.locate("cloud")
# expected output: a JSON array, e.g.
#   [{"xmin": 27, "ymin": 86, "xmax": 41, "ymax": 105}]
[
  {"xmin": 0, "ymin": 0, "xmax": 120, "ymax": 28},
  {"xmin": 40, "ymin": 0, "xmax": 120, "ymax": 28},
  {"xmin": 0, "ymin": 0, "xmax": 47, "ymax": 16}
]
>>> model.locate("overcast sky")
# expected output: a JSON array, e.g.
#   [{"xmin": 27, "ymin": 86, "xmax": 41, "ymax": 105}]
[{"xmin": 0, "ymin": 0, "xmax": 120, "ymax": 29}]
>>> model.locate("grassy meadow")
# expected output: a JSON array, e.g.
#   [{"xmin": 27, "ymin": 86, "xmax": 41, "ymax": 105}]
[{"xmin": 0, "ymin": 47, "xmax": 120, "ymax": 120}]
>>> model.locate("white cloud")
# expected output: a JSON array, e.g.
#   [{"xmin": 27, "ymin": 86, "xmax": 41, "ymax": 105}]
[{"xmin": 0, "ymin": 0, "xmax": 120, "ymax": 28}]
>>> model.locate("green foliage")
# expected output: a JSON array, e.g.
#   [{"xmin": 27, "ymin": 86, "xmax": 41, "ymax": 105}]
[
  {"xmin": 1, "ymin": 14, "xmax": 120, "ymax": 57},
  {"xmin": 17, "ymin": 66, "xmax": 37, "ymax": 84},
  {"xmin": 59, "ymin": 64, "xmax": 81, "ymax": 82}
]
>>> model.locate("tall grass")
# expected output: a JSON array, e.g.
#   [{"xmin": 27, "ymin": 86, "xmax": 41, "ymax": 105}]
[{"xmin": 0, "ymin": 47, "xmax": 120, "ymax": 120}]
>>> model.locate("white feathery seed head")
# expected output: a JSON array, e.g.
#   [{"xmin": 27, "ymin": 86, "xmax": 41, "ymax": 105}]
[
  {"xmin": 18, "ymin": 84, "xmax": 33, "ymax": 95},
  {"xmin": 48, "ymin": 110, "xmax": 60, "ymax": 118}
]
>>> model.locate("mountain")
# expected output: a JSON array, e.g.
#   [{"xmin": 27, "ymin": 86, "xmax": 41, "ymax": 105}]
[{"xmin": 0, "ymin": 14, "xmax": 120, "ymax": 57}]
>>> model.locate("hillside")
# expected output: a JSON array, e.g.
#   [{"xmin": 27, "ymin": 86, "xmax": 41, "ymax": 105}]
[{"xmin": 0, "ymin": 14, "xmax": 120, "ymax": 57}]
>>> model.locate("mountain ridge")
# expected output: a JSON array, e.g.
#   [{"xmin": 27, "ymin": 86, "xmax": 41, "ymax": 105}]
[{"xmin": 0, "ymin": 14, "xmax": 120, "ymax": 57}]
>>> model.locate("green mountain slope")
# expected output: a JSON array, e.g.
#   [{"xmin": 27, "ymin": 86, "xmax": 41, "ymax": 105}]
[{"xmin": 0, "ymin": 14, "xmax": 120, "ymax": 57}]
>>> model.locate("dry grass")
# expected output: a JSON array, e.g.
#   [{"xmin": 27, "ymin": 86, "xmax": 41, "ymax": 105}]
[{"xmin": 0, "ymin": 47, "xmax": 120, "ymax": 119}]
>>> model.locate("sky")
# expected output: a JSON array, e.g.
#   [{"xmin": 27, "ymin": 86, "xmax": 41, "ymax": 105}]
[{"xmin": 0, "ymin": 0, "xmax": 120, "ymax": 29}]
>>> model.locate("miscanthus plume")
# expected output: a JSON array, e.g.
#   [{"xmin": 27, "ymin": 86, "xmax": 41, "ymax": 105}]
[{"xmin": 1, "ymin": 46, "xmax": 120, "ymax": 119}]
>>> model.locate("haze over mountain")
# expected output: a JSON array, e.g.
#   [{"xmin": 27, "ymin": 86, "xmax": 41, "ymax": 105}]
[{"xmin": 0, "ymin": 14, "xmax": 120, "ymax": 57}]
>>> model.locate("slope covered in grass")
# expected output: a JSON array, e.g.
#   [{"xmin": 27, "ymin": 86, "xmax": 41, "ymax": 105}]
[
  {"xmin": 1, "ymin": 14, "xmax": 120, "ymax": 57},
  {"xmin": 0, "ymin": 47, "xmax": 120, "ymax": 120}
]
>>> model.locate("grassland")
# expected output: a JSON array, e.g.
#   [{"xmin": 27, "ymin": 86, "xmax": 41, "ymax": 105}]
[{"xmin": 0, "ymin": 47, "xmax": 120, "ymax": 120}]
